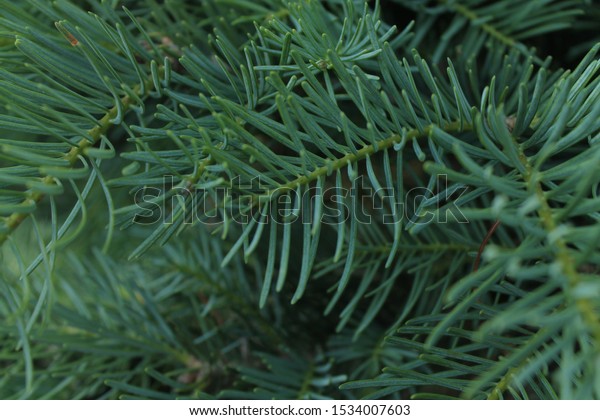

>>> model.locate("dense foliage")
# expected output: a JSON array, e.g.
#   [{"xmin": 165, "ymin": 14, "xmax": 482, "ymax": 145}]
[{"xmin": 0, "ymin": 0, "xmax": 599, "ymax": 399}]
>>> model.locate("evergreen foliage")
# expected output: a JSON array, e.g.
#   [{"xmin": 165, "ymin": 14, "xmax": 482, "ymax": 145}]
[{"xmin": 0, "ymin": 0, "xmax": 599, "ymax": 399}]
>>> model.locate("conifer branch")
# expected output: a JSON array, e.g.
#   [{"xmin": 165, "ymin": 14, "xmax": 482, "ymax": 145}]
[
  {"xmin": 0, "ymin": 81, "xmax": 149, "ymax": 245},
  {"xmin": 439, "ymin": 0, "xmax": 517, "ymax": 48},
  {"xmin": 0, "ymin": 0, "xmax": 598, "ymax": 401},
  {"xmin": 254, "ymin": 120, "xmax": 470, "ymax": 206},
  {"xmin": 516, "ymin": 141, "xmax": 600, "ymax": 347}
]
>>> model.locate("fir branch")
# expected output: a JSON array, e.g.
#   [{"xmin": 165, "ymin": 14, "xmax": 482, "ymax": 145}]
[
  {"xmin": 439, "ymin": 0, "xmax": 517, "ymax": 48},
  {"xmin": 0, "ymin": 77, "xmax": 152, "ymax": 245},
  {"xmin": 1, "ymin": 0, "xmax": 599, "ymax": 401},
  {"xmin": 253, "ymin": 120, "xmax": 470, "ymax": 206},
  {"xmin": 516, "ymin": 138, "xmax": 600, "ymax": 348}
]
